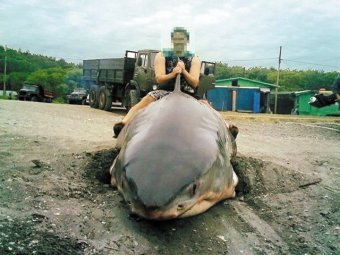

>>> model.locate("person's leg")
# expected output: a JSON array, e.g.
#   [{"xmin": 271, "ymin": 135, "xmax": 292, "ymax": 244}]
[
  {"xmin": 113, "ymin": 95, "xmax": 155, "ymax": 137},
  {"xmin": 113, "ymin": 90, "xmax": 171, "ymax": 137},
  {"xmin": 123, "ymin": 95, "xmax": 155, "ymax": 124}
]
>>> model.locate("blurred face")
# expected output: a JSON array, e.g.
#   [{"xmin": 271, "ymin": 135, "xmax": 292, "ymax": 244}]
[{"xmin": 171, "ymin": 32, "xmax": 188, "ymax": 56}]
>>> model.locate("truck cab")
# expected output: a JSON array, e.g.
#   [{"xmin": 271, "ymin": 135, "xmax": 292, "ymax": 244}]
[
  {"xmin": 124, "ymin": 50, "xmax": 159, "ymax": 110},
  {"xmin": 132, "ymin": 49, "xmax": 159, "ymax": 93}
]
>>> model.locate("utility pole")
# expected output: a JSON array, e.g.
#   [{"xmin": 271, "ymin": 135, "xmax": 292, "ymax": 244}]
[
  {"xmin": 3, "ymin": 45, "xmax": 7, "ymax": 96},
  {"xmin": 274, "ymin": 46, "xmax": 282, "ymax": 114}
]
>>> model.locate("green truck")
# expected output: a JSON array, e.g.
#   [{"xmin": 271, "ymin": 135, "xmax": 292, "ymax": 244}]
[
  {"xmin": 18, "ymin": 84, "xmax": 53, "ymax": 103},
  {"xmin": 83, "ymin": 49, "xmax": 216, "ymax": 111}
]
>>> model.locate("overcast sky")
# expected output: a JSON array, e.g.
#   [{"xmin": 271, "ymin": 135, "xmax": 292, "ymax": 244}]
[{"xmin": 1, "ymin": 0, "xmax": 339, "ymax": 71}]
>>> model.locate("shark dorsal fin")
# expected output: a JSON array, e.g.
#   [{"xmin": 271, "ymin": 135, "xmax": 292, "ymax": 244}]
[{"xmin": 174, "ymin": 74, "xmax": 181, "ymax": 92}]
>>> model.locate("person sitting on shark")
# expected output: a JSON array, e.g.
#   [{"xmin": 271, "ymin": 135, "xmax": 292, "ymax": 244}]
[{"xmin": 113, "ymin": 27, "xmax": 201, "ymax": 137}]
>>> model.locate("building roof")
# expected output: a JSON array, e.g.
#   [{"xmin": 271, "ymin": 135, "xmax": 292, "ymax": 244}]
[
  {"xmin": 293, "ymin": 90, "xmax": 314, "ymax": 96},
  {"xmin": 0, "ymin": 90, "xmax": 18, "ymax": 94},
  {"xmin": 216, "ymin": 77, "xmax": 278, "ymax": 88}
]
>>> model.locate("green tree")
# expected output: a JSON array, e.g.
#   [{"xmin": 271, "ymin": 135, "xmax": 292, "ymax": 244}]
[
  {"xmin": 25, "ymin": 67, "xmax": 82, "ymax": 100},
  {"xmin": 214, "ymin": 62, "xmax": 340, "ymax": 92},
  {"xmin": 8, "ymin": 72, "xmax": 29, "ymax": 91}
]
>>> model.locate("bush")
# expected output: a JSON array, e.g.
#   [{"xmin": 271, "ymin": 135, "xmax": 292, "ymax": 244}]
[{"xmin": 53, "ymin": 97, "xmax": 66, "ymax": 104}]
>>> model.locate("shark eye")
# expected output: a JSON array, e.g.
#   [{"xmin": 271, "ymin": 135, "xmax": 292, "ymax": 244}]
[{"xmin": 191, "ymin": 183, "xmax": 197, "ymax": 196}]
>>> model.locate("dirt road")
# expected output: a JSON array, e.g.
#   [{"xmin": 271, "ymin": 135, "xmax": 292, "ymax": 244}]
[{"xmin": 0, "ymin": 100, "xmax": 339, "ymax": 255}]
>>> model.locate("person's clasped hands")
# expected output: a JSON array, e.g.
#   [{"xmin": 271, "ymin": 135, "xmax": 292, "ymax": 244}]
[{"xmin": 172, "ymin": 60, "xmax": 185, "ymax": 77}]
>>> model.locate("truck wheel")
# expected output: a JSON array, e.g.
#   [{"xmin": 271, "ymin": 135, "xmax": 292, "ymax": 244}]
[
  {"xmin": 81, "ymin": 98, "xmax": 86, "ymax": 105},
  {"xmin": 31, "ymin": 96, "xmax": 38, "ymax": 102},
  {"xmin": 98, "ymin": 86, "xmax": 107, "ymax": 110},
  {"xmin": 125, "ymin": 89, "xmax": 140, "ymax": 111},
  {"xmin": 89, "ymin": 86, "xmax": 99, "ymax": 108},
  {"xmin": 98, "ymin": 87, "xmax": 112, "ymax": 111},
  {"xmin": 130, "ymin": 90, "xmax": 139, "ymax": 108},
  {"xmin": 104, "ymin": 91, "xmax": 112, "ymax": 111}
]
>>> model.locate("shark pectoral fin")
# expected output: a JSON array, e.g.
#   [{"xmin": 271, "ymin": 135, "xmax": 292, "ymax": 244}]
[
  {"xmin": 226, "ymin": 171, "xmax": 239, "ymax": 198},
  {"xmin": 111, "ymin": 176, "xmax": 117, "ymax": 188},
  {"xmin": 233, "ymin": 171, "xmax": 239, "ymax": 188},
  {"xmin": 109, "ymin": 157, "xmax": 118, "ymax": 187}
]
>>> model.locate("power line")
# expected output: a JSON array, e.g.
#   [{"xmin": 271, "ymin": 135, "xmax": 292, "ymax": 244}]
[
  {"xmin": 227, "ymin": 57, "xmax": 277, "ymax": 62},
  {"xmin": 220, "ymin": 57, "xmax": 339, "ymax": 71},
  {"xmin": 284, "ymin": 59, "xmax": 339, "ymax": 69}
]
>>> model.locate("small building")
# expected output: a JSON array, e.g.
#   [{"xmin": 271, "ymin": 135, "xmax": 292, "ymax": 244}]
[
  {"xmin": 293, "ymin": 90, "xmax": 340, "ymax": 116},
  {"xmin": 269, "ymin": 90, "xmax": 340, "ymax": 116},
  {"xmin": 0, "ymin": 90, "xmax": 18, "ymax": 99},
  {"xmin": 207, "ymin": 77, "xmax": 278, "ymax": 113}
]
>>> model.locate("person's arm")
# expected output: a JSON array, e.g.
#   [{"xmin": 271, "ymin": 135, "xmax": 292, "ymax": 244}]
[{"xmin": 154, "ymin": 52, "xmax": 182, "ymax": 85}]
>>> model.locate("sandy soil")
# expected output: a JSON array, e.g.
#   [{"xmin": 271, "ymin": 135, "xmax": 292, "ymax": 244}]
[{"xmin": 0, "ymin": 99, "xmax": 339, "ymax": 255}]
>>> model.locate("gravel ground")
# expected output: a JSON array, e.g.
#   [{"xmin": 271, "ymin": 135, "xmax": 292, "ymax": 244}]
[{"xmin": 0, "ymin": 99, "xmax": 339, "ymax": 255}]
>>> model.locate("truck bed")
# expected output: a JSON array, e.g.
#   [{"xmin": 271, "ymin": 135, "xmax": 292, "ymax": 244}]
[{"xmin": 83, "ymin": 57, "xmax": 136, "ymax": 85}]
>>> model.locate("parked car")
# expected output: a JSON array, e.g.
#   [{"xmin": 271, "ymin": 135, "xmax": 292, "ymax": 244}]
[{"xmin": 66, "ymin": 88, "xmax": 88, "ymax": 105}]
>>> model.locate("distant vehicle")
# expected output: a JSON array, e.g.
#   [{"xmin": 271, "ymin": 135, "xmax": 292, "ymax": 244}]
[
  {"xmin": 18, "ymin": 84, "xmax": 53, "ymax": 103},
  {"xmin": 83, "ymin": 49, "xmax": 216, "ymax": 111},
  {"xmin": 66, "ymin": 88, "xmax": 88, "ymax": 105},
  {"xmin": 8, "ymin": 91, "xmax": 18, "ymax": 100},
  {"xmin": 0, "ymin": 90, "xmax": 18, "ymax": 100}
]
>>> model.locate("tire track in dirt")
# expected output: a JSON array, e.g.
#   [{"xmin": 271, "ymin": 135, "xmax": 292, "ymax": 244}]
[{"xmin": 230, "ymin": 201, "xmax": 289, "ymax": 254}]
